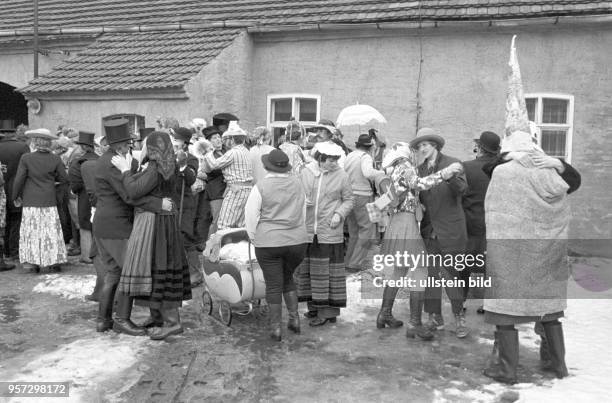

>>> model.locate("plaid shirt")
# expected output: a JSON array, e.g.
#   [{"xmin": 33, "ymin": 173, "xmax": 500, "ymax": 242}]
[{"xmin": 204, "ymin": 144, "xmax": 252, "ymax": 184}]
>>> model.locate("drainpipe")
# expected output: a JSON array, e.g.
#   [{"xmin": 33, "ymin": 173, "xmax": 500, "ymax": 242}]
[{"xmin": 33, "ymin": 0, "xmax": 38, "ymax": 78}]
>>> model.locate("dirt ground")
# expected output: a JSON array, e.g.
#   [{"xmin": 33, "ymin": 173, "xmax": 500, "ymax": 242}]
[{"xmin": 0, "ymin": 255, "xmax": 610, "ymax": 403}]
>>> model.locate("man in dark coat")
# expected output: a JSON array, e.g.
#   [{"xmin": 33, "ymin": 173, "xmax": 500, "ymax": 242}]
[
  {"xmin": 94, "ymin": 118, "xmax": 170, "ymax": 335},
  {"xmin": 172, "ymin": 127, "xmax": 200, "ymax": 287},
  {"xmin": 68, "ymin": 131, "xmax": 99, "ymax": 264},
  {"xmin": 411, "ymin": 128, "xmax": 470, "ymax": 339},
  {"xmin": 462, "ymin": 131, "xmax": 501, "ymax": 313},
  {"xmin": 0, "ymin": 128, "xmax": 29, "ymax": 262}
]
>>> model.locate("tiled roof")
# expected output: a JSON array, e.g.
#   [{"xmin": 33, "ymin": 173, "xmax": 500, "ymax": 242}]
[
  {"xmin": 19, "ymin": 28, "xmax": 241, "ymax": 94},
  {"xmin": 9, "ymin": 0, "xmax": 611, "ymax": 95},
  {"xmin": 1, "ymin": 0, "xmax": 610, "ymax": 32}
]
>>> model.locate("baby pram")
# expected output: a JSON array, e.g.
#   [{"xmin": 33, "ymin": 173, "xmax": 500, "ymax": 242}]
[{"xmin": 201, "ymin": 228, "xmax": 267, "ymax": 326}]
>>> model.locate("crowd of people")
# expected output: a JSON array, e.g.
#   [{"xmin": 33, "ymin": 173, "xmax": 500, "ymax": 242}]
[{"xmin": 0, "ymin": 107, "xmax": 580, "ymax": 383}]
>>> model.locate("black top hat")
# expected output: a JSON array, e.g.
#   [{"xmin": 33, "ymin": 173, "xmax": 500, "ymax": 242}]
[
  {"xmin": 138, "ymin": 128, "xmax": 155, "ymax": 142},
  {"xmin": 261, "ymin": 149, "xmax": 292, "ymax": 173},
  {"xmin": 174, "ymin": 127, "xmax": 193, "ymax": 143},
  {"xmin": 202, "ymin": 125, "xmax": 222, "ymax": 140},
  {"xmin": 474, "ymin": 131, "xmax": 501, "ymax": 154},
  {"xmin": 75, "ymin": 131, "xmax": 95, "ymax": 147},
  {"xmin": 103, "ymin": 118, "xmax": 132, "ymax": 145},
  {"xmin": 212, "ymin": 113, "xmax": 239, "ymax": 127},
  {"xmin": 355, "ymin": 133, "xmax": 374, "ymax": 148}
]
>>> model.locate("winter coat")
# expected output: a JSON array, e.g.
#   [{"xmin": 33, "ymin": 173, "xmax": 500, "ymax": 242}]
[
  {"xmin": 484, "ymin": 156, "xmax": 572, "ymax": 317},
  {"xmin": 300, "ymin": 162, "xmax": 354, "ymax": 244},
  {"xmin": 13, "ymin": 150, "xmax": 68, "ymax": 208},
  {"xmin": 0, "ymin": 137, "xmax": 29, "ymax": 213},
  {"xmin": 68, "ymin": 151, "xmax": 99, "ymax": 230},
  {"xmin": 462, "ymin": 154, "xmax": 498, "ymax": 237},
  {"xmin": 173, "ymin": 153, "xmax": 198, "ymax": 238}
]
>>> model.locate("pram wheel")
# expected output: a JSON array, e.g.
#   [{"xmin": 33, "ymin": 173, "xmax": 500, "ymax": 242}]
[
  {"xmin": 201, "ymin": 290, "xmax": 213, "ymax": 316},
  {"xmin": 219, "ymin": 301, "xmax": 232, "ymax": 326}
]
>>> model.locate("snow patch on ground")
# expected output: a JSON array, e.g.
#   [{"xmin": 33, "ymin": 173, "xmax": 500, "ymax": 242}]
[
  {"xmin": 32, "ymin": 274, "xmax": 95, "ymax": 300},
  {"xmin": 341, "ymin": 274, "xmax": 383, "ymax": 323},
  {"xmin": 3, "ymin": 335, "xmax": 150, "ymax": 403}
]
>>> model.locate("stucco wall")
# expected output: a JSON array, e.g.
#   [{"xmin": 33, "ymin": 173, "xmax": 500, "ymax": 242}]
[{"xmin": 249, "ymin": 24, "xmax": 612, "ymax": 251}]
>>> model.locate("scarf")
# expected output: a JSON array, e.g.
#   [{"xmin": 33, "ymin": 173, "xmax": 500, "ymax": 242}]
[{"xmin": 143, "ymin": 131, "xmax": 176, "ymax": 181}]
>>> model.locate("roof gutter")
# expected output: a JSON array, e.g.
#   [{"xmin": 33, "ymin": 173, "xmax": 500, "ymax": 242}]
[{"xmin": 0, "ymin": 13, "xmax": 610, "ymax": 38}]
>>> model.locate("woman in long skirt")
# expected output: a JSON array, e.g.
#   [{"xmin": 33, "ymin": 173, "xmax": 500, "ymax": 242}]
[
  {"xmin": 111, "ymin": 131, "xmax": 191, "ymax": 340},
  {"xmin": 297, "ymin": 142, "xmax": 354, "ymax": 326},
  {"xmin": 13, "ymin": 129, "xmax": 68, "ymax": 272},
  {"xmin": 374, "ymin": 142, "xmax": 464, "ymax": 340}
]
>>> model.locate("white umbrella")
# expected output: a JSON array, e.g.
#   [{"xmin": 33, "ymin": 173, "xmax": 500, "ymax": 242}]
[{"xmin": 336, "ymin": 103, "xmax": 387, "ymax": 127}]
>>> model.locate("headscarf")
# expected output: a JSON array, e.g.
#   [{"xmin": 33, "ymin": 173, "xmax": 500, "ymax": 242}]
[{"xmin": 143, "ymin": 131, "xmax": 176, "ymax": 181}]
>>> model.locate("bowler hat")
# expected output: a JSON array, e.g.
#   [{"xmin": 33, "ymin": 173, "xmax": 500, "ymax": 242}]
[
  {"xmin": 409, "ymin": 127, "xmax": 445, "ymax": 150},
  {"xmin": 355, "ymin": 133, "xmax": 374, "ymax": 148},
  {"xmin": 174, "ymin": 127, "xmax": 193, "ymax": 143},
  {"xmin": 212, "ymin": 113, "xmax": 239, "ymax": 127},
  {"xmin": 75, "ymin": 131, "xmax": 95, "ymax": 147},
  {"xmin": 202, "ymin": 125, "xmax": 222, "ymax": 140},
  {"xmin": 474, "ymin": 131, "xmax": 501, "ymax": 153},
  {"xmin": 261, "ymin": 149, "xmax": 292, "ymax": 173},
  {"xmin": 103, "ymin": 118, "xmax": 132, "ymax": 145},
  {"xmin": 138, "ymin": 128, "xmax": 155, "ymax": 142}
]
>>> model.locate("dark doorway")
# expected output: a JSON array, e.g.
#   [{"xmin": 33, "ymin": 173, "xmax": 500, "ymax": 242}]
[{"xmin": 0, "ymin": 82, "xmax": 28, "ymax": 130}]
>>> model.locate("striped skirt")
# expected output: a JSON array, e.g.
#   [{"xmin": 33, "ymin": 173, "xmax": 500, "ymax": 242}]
[
  {"xmin": 217, "ymin": 186, "xmax": 251, "ymax": 230},
  {"xmin": 119, "ymin": 211, "xmax": 155, "ymax": 296},
  {"xmin": 296, "ymin": 236, "xmax": 346, "ymax": 308},
  {"xmin": 19, "ymin": 206, "xmax": 67, "ymax": 267},
  {"xmin": 135, "ymin": 213, "xmax": 192, "ymax": 310}
]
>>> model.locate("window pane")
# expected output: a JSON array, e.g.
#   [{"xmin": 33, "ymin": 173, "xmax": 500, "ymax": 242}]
[
  {"xmin": 272, "ymin": 99, "xmax": 292, "ymax": 122},
  {"xmin": 542, "ymin": 98, "xmax": 568, "ymax": 124},
  {"xmin": 525, "ymin": 98, "xmax": 536, "ymax": 122},
  {"xmin": 298, "ymin": 98, "xmax": 317, "ymax": 122},
  {"xmin": 541, "ymin": 129, "xmax": 567, "ymax": 158},
  {"xmin": 272, "ymin": 127, "xmax": 286, "ymax": 147}
]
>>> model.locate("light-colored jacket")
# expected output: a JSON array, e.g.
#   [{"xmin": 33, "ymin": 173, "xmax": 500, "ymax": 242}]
[
  {"xmin": 344, "ymin": 149, "xmax": 385, "ymax": 196},
  {"xmin": 300, "ymin": 162, "xmax": 354, "ymax": 244}
]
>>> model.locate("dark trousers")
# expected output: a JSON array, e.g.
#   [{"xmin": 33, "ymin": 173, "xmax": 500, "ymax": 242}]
[
  {"xmin": 95, "ymin": 237, "xmax": 128, "ymax": 286},
  {"xmin": 4, "ymin": 211, "xmax": 21, "ymax": 258},
  {"xmin": 194, "ymin": 192, "xmax": 212, "ymax": 247},
  {"xmin": 255, "ymin": 244, "xmax": 307, "ymax": 304},
  {"xmin": 423, "ymin": 238, "xmax": 466, "ymax": 316},
  {"xmin": 57, "ymin": 189, "xmax": 72, "ymax": 244}
]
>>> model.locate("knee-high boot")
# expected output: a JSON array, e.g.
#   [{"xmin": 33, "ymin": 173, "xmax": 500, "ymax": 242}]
[
  {"xmin": 483, "ymin": 328, "xmax": 519, "ymax": 384},
  {"xmin": 283, "ymin": 291, "xmax": 300, "ymax": 334},
  {"xmin": 86, "ymin": 256, "xmax": 105, "ymax": 302},
  {"xmin": 542, "ymin": 321, "xmax": 569, "ymax": 378},
  {"xmin": 150, "ymin": 308, "xmax": 183, "ymax": 340},
  {"xmin": 139, "ymin": 307, "xmax": 164, "ymax": 328},
  {"xmin": 113, "ymin": 294, "xmax": 146, "ymax": 336},
  {"xmin": 269, "ymin": 303, "xmax": 282, "ymax": 341},
  {"xmin": 406, "ymin": 291, "xmax": 434, "ymax": 340},
  {"xmin": 376, "ymin": 286, "xmax": 403, "ymax": 328},
  {"xmin": 96, "ymin": 281, "xmax": 117, "ymax": 332}
]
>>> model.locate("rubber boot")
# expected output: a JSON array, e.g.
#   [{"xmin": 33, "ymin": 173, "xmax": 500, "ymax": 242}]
[
  {"xmin": 406, "ymin": 291, "xmax": 434, "ymax": 340},
  {"xmin": 542, "ymin": 321, "xmax": 569, "ymax": 378},
  {"xmin": 454, "ymin": 311, "xmax": 470, "ymax": 338},
  {"xmin": 79, "ymin": 229, "xmax": 93, "ymax": 264},
  {"xmin": 113, "ymin": 294, "xmax": 146, "ymax": 336},
  {"xmin": 96, "ymin": 281, "xmax": 117, "ymax": 332},
  {"xmin": 0, "ymin": 255, "xmax": 15, "ymax": 271},
  {"xmin": 187, "ymin": 249, "xmax": 204, "ymax": 288},
  {"xmin": 376, "ymin": 286, "xmax": 403, "ymax": 329},
  {"xmin": 283, "ymin": 291, "xmax": 300, "ymax": 334},
  {"xmin": 483, "ymin": 329, "xmax": 519, "ymax": 384},
  {"xmin": 269, "ymin": 303, "xmax": 282, "ymax": 341},
  {"xmin": 140, "ymin": 308, "xmax": 164, "ymax": 328},
  {"xmin": 86, "ymin": 256, "xmax": 105, "ymax": 302},
  {"xmin": 534, "ymin": 322, "xmax": 552, "ymax": 370},
  {"xmin": 150, "ymin": 308, "xmax": 183, "ymax": 340}
]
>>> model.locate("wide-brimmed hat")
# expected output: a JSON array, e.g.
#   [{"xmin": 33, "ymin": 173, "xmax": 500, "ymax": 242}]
[
  {"xmin": 25, "ymin": 128, "xmax": 57, "ymax": 140},
  {"xmin": 409, "ymin": 127, "xmax": 445, "ymax": 150},
  {"xmin": 261, "ymin": 149, "xmax": 292, "ymax": 173},
  {"xmin": 315, "ymin": 141, "xmax": 344, "ymax": 158},
  {"xmin": 75, "ymin": 131, "xmax": 95, "ymax": 147},
  {"xmin": 173, "ymin": 127, "xmax": 193, "ymax": 143},
  {"xmin": 474, "ymin": 131, "xmax": 501, "ymax": 153},
  {"xmin": 103, "ymin": 118, "xmax": 132, "ymax": 145},
  {"xmin": 212, "ymin": 112, "xmax": 239, "ymax": 127},
  {"xmin": 355, "ymin": 133, "xmax": 374, "ymax": 148},
  {"xmin": 221, "ymin": 121, "xmax": 247, "ymax": 139},
  {"xmin": 202, "ymin": 125, "xmax": 222, "ymax": 140}
]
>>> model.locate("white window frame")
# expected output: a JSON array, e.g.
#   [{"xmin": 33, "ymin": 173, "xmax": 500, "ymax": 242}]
[
  {"xmin": 266, "ymin": 93, "xmax": 321, "ymax": 131},
  {"xmin": 524, "ymin": 93, "xmax": 574, "ymax": 163}
]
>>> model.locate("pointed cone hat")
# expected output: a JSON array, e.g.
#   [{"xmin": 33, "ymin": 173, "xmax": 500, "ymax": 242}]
[{"xmin": 504, "ymin": 35, "xmax": 530, "ymax": 137}]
